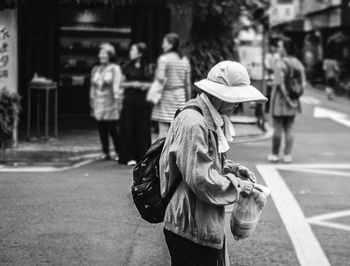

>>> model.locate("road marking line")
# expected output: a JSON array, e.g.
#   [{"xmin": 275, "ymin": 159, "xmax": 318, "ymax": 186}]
[
  {"xmin": 314, "ymin": 106, "xmax": 350, "ymax": 128},
  {"xmin": 332, "ymin": 116, "xmax": 350, "ymax": 128},
  {"xmin": 256, "ymin": 164, "xmax": 331, "ymax": 266},
  {"xmin": 0, "ymin": 159, "xmax": 94, "ymax": 173},
  {"xmin": 283, "ymin": 168, "xmax": 350, "ymax": 177},
  {"xmin": 276, "ymin": 164, "xmax": 350, "ymax": 169},
  {"xmin": 300, "ymin": 96, "xmax": 320, "ymax": 105},
  {"xmin": 309, "ymin": 220, "xmax": 350, "ymax": 232},
  {"xmin": 307, "ymin": 209, "xmax": 350, "ymax": 223}
]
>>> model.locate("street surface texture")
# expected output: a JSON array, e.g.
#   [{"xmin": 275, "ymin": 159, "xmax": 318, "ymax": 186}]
[{"xmin": 1, "ymin": 87, "xmax": 350, "ymax": 266}]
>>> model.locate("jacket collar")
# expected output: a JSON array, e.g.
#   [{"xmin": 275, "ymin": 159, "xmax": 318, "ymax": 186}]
[{"xmin": 193, "ymin": 95, "xmax": 216, "ymax": 132}]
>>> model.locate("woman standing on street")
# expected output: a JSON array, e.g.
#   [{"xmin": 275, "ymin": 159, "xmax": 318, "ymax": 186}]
[
  {"xmin": 119, "ymin": 43, "xmax": 152, "ymax": 166},
  {"xmin": 268, "ymin": 37, "xmax": 306, "ymax": 164},
  {"xmin": 90, "ymin": 43, "xmax": 123, "ymax": 160},
  {"xmin": 151, "ymin": 33, "xmax": 191, "ymax": 138}
]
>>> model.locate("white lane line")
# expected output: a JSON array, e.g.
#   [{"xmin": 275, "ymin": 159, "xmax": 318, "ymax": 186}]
[
  {"xmin": 256, "ymin": 164, "xmax": 330, "ymax": 266},
  {"xmin": 0, "ymin": 159, "xmax": 94, "ymax": 173},
  {"xmin": 0, "ymin": 167, "xmax": 59, "ymax": 172},
  {"xmin": 332, "ymin": 116, "xmax": 350, "ymax": 128},
  {"xmin": 283, "ymin": 168, "xmax": 350, "ymax": 177},
  {"xmin": 314, "ymin": 106, "xmax": 350, "ymax": 128},
  {"xmin": 309, "ymin": 221, "xmax": 350, "ymax": 232},
  {"xmin": 276, "ymin": 164, "xmax": 350, "ymax": 170},
  {"xmin": 307, "ymin": 209, "xmax": 350, "ymax": 223},
  {"xmin": 300, "ymin": 96, "xmax": 320, "ymax": 105}
]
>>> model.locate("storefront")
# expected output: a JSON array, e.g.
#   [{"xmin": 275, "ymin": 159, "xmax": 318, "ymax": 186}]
[
  {"xmin": 16, "ymin": 0, "xmax": 176, "ymax": 120},
  {"xmin": 271, "ymin": 0, "xmax": 350, "ymax": 86},
  {"xmin": 302, "ymin": 3, "xmax": 350, "ymax": 84}
]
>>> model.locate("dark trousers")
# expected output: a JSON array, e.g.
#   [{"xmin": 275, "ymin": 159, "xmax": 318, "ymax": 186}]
[
  {"xmin": 272, "ymin": 116, "xmax": 295, "ymax": 156},
  {"xmin": 164, "ymin": 229, "xmax": 224, "ymax": 266},
  {"xmin": 97, "ymin": 120, "xmax": 119, "ymax": 156},
  {"xmin": 119, "ymin": 102, "xmax": 151, "ymax": 164}
]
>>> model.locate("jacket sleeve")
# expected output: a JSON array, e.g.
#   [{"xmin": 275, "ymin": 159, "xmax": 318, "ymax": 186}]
[
  {"xmin": 185, "ymin": 58, "xmax": 192, "ymax": 101},
  {"xmin": 90, "ymin": 67, "xmax": 97, "ymax": 99},
  {"xmin": 112, "ymin": 65, "xmax": 123, "ymax": 99},
  {"xmin": 173, "ymin": 121, "xmax": 242, "ymax": 206},
  {"xmin": 155, "ymin": 56, "xmax": 166, "ymax": 83}
]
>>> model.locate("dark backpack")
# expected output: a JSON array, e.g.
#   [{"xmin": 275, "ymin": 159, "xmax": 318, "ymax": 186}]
[
  {"xmin": 131, "ymin": 105, "xmax": 203, "ymax": 223},
  {"xmin": 283, "ymin": 58, "xmax": 304, "ymax": 100}
]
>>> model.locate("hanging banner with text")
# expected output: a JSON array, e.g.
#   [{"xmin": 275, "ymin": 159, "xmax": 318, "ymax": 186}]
[{"xmin": 0, "ymin": 9, "xmax": 18, "ymax": 93}]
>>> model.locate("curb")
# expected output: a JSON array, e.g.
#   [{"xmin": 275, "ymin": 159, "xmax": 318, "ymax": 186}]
[
  {"xmin": 233, "ymin": 122, "xmax": 273, "ymax": 144},
  {"xmin": 0, "ymin": 158, "xmax": 96, "ymax": 172},
  {"xmin": 0, "ymin": 150, "xmax": 101, "ymax": 166},
  {"xmin": 1, "ymin": 123, "xmax": 273, "ymax": 165}
]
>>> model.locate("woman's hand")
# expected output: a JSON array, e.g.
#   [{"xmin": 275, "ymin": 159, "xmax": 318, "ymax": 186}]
[
  {"xmin": 236, "ymin": 165, "xmax": 257, "ymax": 183},
  {"xmin": 287, "ymin": 98, "xmax": 298, "ymax": 108},
  {"xmin": 223, "ymin": 160, "xmax": 239, "ymax": 175},
  {"xmin": 141, "ymin": 82, "xmax": 152, "ymax": 91},
  {"xmin": 224, "ymin": 160, "xmax": 256, "ymax": 183}
]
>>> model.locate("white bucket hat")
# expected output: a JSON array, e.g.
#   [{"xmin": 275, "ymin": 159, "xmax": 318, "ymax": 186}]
[{"xmin": 194, "ymin": 61, "xmax": 267, "ymax": 103}]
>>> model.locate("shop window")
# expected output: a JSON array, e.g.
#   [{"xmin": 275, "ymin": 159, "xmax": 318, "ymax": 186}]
[{"xmin": 59, "ymin": 8, "xmax": 131, "ymax": 115}]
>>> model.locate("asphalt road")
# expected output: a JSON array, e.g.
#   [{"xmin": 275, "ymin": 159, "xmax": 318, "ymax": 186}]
[{"xmin": 1, "ymin": 87, "xmax": 349, "ymax": 266}]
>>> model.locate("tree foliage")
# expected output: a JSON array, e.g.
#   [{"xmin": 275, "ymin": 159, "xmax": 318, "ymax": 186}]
[
  {"xmin": 0, "ymin": 89, "xmax": 21, "ymax": 148},
  {"xmin": 169, "ymin": 0, "xmax": 269, "ymax": 82},
  {"xmin": 188, "ymin": 0, "xmax": 243, "ymax": 81},
  {"xmin": 1, "ymin": 0, "xmax": 268, "ymax": 83}
]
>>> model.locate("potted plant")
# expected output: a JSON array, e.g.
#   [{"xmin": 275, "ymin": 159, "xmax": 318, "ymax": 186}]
[{"xmin": 0, "ymin": 89, "xmax": 21, "ymax": 161}]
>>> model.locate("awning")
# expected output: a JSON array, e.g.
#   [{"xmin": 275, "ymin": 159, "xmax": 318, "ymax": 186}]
[
  {"xmin": 304, "ymin": 7, "xmax": 342, "ymax": 31},
  {"xmin": 272, "ymin": 19, "xmax": 305, "ymax": 32}
]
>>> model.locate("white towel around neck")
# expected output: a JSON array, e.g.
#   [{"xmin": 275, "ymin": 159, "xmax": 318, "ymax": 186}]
[{"xmin": 200, "ymin": 93, "xmax": 236, "ymax": 153}]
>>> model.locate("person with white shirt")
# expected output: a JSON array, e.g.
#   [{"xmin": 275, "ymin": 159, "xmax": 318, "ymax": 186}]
[{"xmin": 90, "ymin": 43, "xmax": 123, "ymax": 160}]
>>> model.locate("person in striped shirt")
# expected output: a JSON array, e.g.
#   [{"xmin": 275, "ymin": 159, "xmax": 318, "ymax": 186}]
[{"xmin": 151, "ymin": 33, "xmax": 191, "ymax": 138}]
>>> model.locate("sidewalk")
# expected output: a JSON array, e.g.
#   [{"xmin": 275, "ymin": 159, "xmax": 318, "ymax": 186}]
[{"xmin": 1, "ymin": 116, "xmax": 271, "ymax": 164}]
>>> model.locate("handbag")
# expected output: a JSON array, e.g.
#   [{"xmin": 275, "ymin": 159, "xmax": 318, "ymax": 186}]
[{"xmin": 146, "ymin": 78, "xmax": 166, "ymax": 105}]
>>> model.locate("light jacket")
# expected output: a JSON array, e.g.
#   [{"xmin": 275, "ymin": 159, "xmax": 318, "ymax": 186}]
[
  {"xmin": 159, "ymin": 95, "xmax": 243, "ymax": 250},
  {"xmin": 90, "ymin": 64, "xmax": 123, "ymax": 120}
]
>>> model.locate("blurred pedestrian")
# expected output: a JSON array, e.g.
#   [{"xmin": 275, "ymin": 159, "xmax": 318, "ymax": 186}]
[
  {"xmin": 151, "ymin": 33, "xmax": 191, "ymax": 138},
  {"xmin": 90, "ymin": 43, "xmax": 123, "ymax": 160},
  {"xmin": 268, "ymin": 37, "xmax": 306, "ymax": 163},
  {"xmin": 119, "ymin": 43, "xmax": 152, "ymax": 166},
  {"xmin": 264, "ymin": 39, "xmax": 280, "ymax": 113},
  {"xmin": 160, "ymin": 61, "xmax": 266, "ymax": 266},
  {"xmin": 323, "ymin": 52, "xmax": 340, "ymax": 99}
]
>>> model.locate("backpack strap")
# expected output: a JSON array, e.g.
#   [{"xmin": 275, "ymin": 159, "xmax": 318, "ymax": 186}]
[
  {"xmin": 174, "ymin": 105, "xmax": 203, "ymax": 118},
  {"xmin": 281, "ymin": 58, "xmax": 292, "ymax": 78}
]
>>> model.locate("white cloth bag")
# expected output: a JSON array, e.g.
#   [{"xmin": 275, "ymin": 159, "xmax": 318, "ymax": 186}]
[{"xmin": 146, "ymin": 78, "xmax": 166, "ymax": 105}]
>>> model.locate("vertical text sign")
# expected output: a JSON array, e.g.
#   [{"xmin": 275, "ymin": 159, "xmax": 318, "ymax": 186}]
[{"xmin": 0, "ymin": 9, "xmax": 18, "ymax": 93}]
